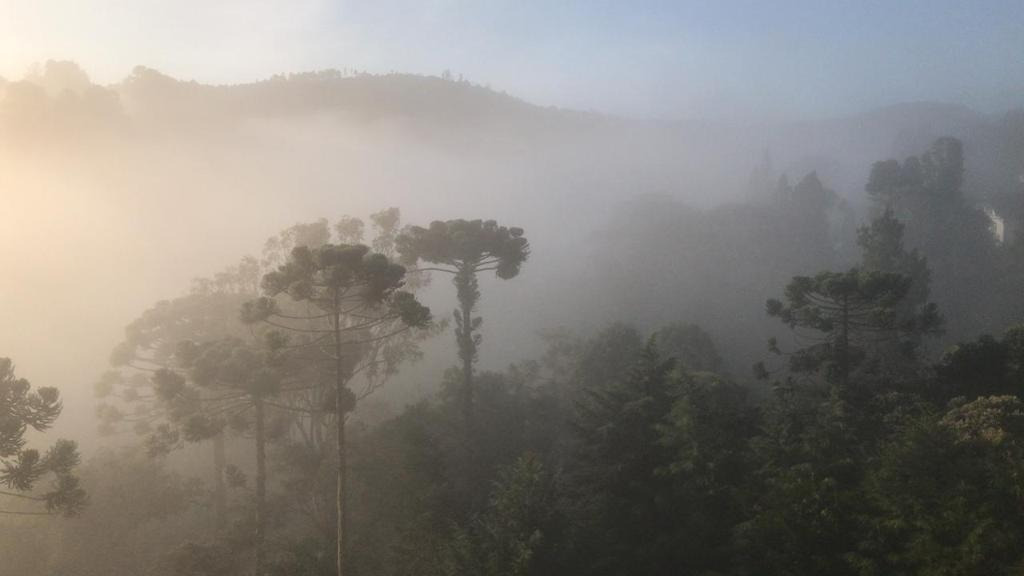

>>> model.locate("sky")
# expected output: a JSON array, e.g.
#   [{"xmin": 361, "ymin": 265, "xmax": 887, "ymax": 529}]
[{"xmin": 1, "ymin": 0, "xmax": 1022, "ymax": 120}]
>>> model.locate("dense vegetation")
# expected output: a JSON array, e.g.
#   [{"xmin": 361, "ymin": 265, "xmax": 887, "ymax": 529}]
[{"xmin": 6, "ymin": 64, "xmax": 1024, "ymax": 575}]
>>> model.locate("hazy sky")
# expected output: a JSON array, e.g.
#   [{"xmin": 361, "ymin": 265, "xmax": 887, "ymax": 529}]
[{"xmin": 1, "ymin": 0, "xmax": 1022, "ymax": 119}]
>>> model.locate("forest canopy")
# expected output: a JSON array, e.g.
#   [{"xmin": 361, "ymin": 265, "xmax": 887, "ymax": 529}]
[{"xmin": 2, "ymin": 43, "xmax": 1024, "ymax": 576}]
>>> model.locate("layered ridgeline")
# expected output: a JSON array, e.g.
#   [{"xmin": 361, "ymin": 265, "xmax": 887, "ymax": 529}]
[{"xmin": 1, "ymin": 61, "xmax": 1020, "ymax": 208}]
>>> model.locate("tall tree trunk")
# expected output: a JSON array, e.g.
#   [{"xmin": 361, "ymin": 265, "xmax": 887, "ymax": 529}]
[
  {"xmin": 453, "ymin": 265, "xmax": 483, "ymax": 511},
  {"xmin": 255, "ymin": 395, "xmax": 267, "ymax": 576},
  {"xmin": 212, "ymin": 431, "xmax": 227, "ymax": 530},
  {"xmin": 332, "ymin": 294, "xmax": 347, "ymax": 576},
  {"xmin": 453, "ymin": 264, "xmax": 480, "ymax": 430},
  {"xmin": 460, "ymin": 294, "xmax": 475, "ymax": 427},
  {"xmin": 335, "ymin": 388, "xmax": 347, "ymax": 576}
]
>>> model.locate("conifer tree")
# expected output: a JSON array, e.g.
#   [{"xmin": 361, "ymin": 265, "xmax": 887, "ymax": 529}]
[{"xmin": 0, "ymin": 358, "xmax": 85, "ymax": 517}]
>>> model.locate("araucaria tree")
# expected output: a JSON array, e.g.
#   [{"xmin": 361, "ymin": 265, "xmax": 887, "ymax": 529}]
[
  {"xmin": 396, "ymin": 219, "xmax": 529, "ymax": 424},
  {"xmin": 243, "ymin": 243, "xmax": 430, "ymax": 576},
  {"xmin": 96, "ymin": 262, "xmax": 260, "ymax": 529},
  {"xmin": 0, "ymin": 358, "xmax": 85, "ymax": 517},
  {"xmin": 174, "ymin": 336, "xmax": 286, "ymax": 576},
  {"xmin": 765, "ymin": 268, "xmax": 942, "ymax": 387}
]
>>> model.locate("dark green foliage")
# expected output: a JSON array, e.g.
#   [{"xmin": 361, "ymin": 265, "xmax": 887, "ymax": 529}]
[
  {"xmin": 935, "ymin": 325, "xmax": 1024, "ymax": 402},
  {"xmin": 867, "ymin": 397, "xmax": 1024, "ymax": 574},
  {"xmin": 567, "ymin": 339, "xmax": 684, "ymax": 574},
  {"xmin": 749, "ymin": 248, "xmax": 944, "ymax": 573},
  {"xmin": 444, "ymin": 454, "xmax": 556, "ymax": 576},
  {"xmin": 658, "ymin": 372, "xmax": 757, "ymax": 574},
  {"xmin": 661, "ymin": 372, "xmax": 755, "ymax": 494},
  {"xmin": 766, "ymin": 268, "xmax": 941, "ymax": 384},
  {"xmin": 740, "ymin": 380, "xmax": 869, "ymax": 576}
]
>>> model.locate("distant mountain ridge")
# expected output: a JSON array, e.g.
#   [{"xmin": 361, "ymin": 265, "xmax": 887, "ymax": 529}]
[{"xmin": 1, "ymin": 61, "xmax": 1021, "ymax": 207}]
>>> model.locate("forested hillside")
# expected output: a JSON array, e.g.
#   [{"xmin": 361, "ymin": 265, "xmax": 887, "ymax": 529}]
[{"xmin": 3, "ymin": 59, "xmax": 1024, "ymax": 575}]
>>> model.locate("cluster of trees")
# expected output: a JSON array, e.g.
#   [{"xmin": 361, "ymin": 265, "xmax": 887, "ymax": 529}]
[
  {"xmin": 8, "ymin": 135, "xmax": 1024, "ymax": 575},
  {"xmin": 0, "ymin": 60, "xmax": 125, "ymax": 138},
  {"xmin": 306, "ymin": 155, "xmax": 1022, "ymax": 574},
  {"xmin": 86, "ymin": 211, "xmax": 530, "ymax": 575},
  {"xmin": 589, "ymin": 136, "xmax": 1024, "ymax": 370}
]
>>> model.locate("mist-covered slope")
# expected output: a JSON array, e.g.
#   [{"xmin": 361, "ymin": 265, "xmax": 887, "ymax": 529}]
[{"xmin": 1, "ymin": 61, "xmax": 1022, "ymax": 450}]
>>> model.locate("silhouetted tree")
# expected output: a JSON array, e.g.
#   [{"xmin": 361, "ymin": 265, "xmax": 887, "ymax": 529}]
[
  {"xmin": 97, "ymin": 267, "xmax": 258, "ymax": 526},
  {"xmin": 0, "ymin": 358, "xmax": 85, "ymax": 517},
  {"xmin": 177, "ymin": 337, "xmax": 287, "ymax": 575},
  {"xmin": 245, "ymin": 243, "xmax": 430, "ymax": 576},
  {"xmin": 764, "ymin": 268, "xmax": 941, "ymax": 388},
  {"xmin": 397, "ymin": 219, "xmax": 529, "ymax": 426},
  {"xmin": 934, "ymin": 324, "xmax": 1024, "ymax": 402},
  {"xmin": 866, "ymin": 137, "xmax": 998, "ymax": 337}
]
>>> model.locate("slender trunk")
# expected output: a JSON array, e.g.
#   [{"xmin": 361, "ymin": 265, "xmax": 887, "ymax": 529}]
[
  {"xmin": 213, "ymin": 431, "xmax": 227, "ymax": 530},
  {"xmin": 335, "ymin": 388, "xmax": 346, "ymax": 576},
  {"xmin": 255, "ymin": 395, "xmax": 267, "ymax": 576},
  {"xmin": 453, "ymin": 264, "xmax": 480, "ymax": 430},
  {"xmin": 310, "ymin": 401, "xmax": 330, "ymax": 542},
  {"xmin": 333, "ymin": 293, "xmax": 347, "ymax": 576},
  {"xmin": 453, "ymin": 265, "xmax": 482, "ymax": 511},
  {"xmin": 460, "ymin": 294, "xmax": 475, "ymax": 429}
]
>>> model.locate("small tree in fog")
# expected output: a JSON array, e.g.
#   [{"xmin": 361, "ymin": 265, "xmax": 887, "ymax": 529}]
[
  {"xmin": 858, "ymin": 208, "xmax": 932, "ymax": 309},
  {"xmin": 244, "ymin": 243, "xmax": 430, "ymax": 576},
  {"xmin": 96, "ymin": 261, "xmax": 259, "ymax": 526},
  {"xmin": 0, "ymin": 358, "xmax": 85, "ymax": 517},
  {"xmin": 396, "ymin": 219, "xmax": 529, "ymax": 426}
]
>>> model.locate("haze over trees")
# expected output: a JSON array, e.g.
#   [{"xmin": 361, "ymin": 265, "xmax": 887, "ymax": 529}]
[
  {"xmin": 396, "ymin": 220, "xmax": 530, "ymax": 426},
  {"xmin": 5, "ymin": 57, "xmax": 1024, "ymax": 576}
]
